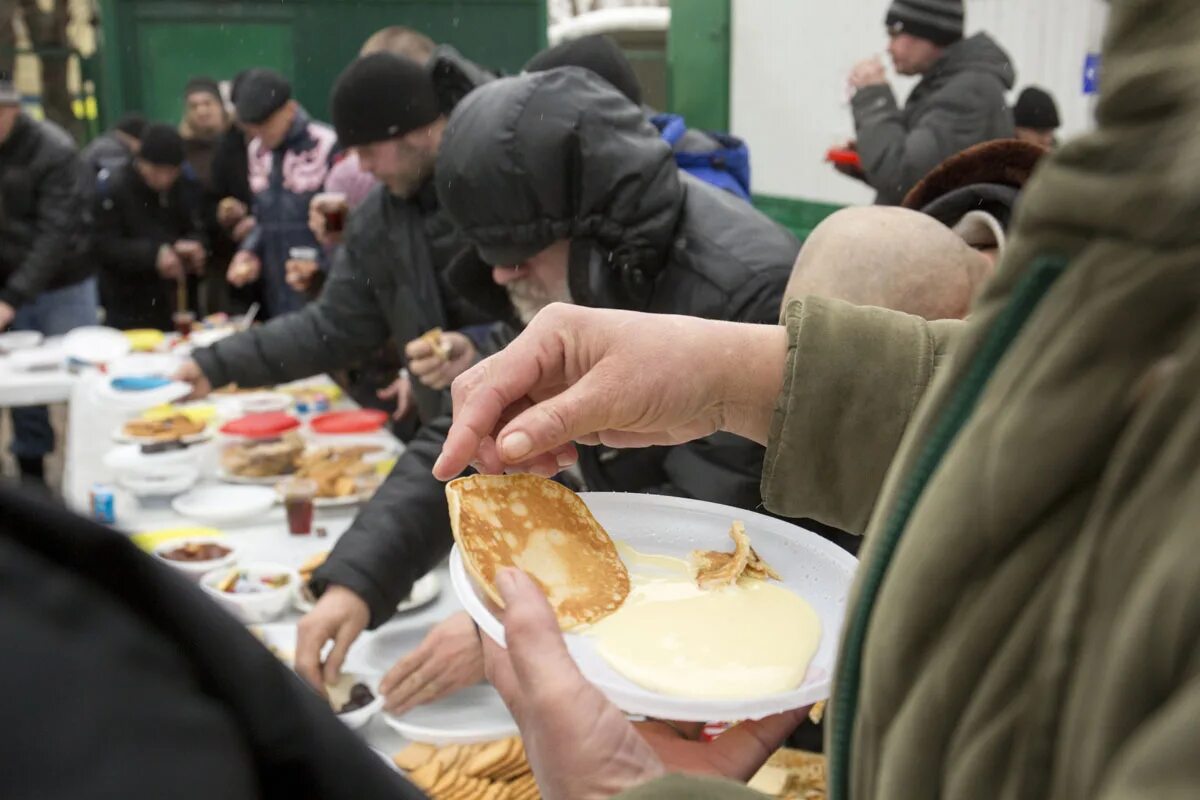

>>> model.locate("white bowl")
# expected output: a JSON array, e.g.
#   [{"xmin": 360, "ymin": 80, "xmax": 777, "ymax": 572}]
[
  {"xmin": 153, "ymin": 537, "xmax": 238, "ymax": 581},
  {"xmin": 237, "ymin": 392, "xmax": 293, "ymax": 415},
  {"xmin": 103, "ymin": 442, "xmax": 207, "ymax": 477},
  {"xmin": 199, "ymin": 562, "xmax": 299, "ymax": 624},
  {"xmin": 118, "ymin": 465, "xmax": 200, "ymax": 497},
  {"xmin": 327, "ymin": 672, "xmax": 385, "ymax": 730}
]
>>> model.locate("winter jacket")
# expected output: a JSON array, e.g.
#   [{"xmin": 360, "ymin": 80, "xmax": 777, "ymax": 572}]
[
  {"xmin": 617, "ymin": 1, "xmax": 1200, "ymax": 797},
  {"xmin": 0, "ymin": 114, "xmax": 94, "ymax": 308},
  {"xmin": 0, "ymin": 485, "xmax": 420, "ymax": 800},
  {"xmin": 241, "ymin": 108, "xmax": 336, "ymax": 318},
  {"xmin": 94, "ymin": 163, "xmax": 206, "ymax": 331},
  {"xmin": 651, "ymin": 112, "xmax": 751, "ymax": 201},
  {"xmin": 853, "ymin": 33, "xmax": 1015, "ymax": 206}
]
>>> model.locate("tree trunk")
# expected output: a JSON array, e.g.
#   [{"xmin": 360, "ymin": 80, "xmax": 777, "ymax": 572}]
[
  {"xmin": 0, "ymin": 0, "xmax": 19, "ymax": 78},
  {"xmin": 17, "ymin": 0, "xmax": 82, "ymax": 142}
]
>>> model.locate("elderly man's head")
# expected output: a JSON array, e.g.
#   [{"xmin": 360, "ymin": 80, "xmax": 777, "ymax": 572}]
[{"xmin": 785, "ymin": 207, "xmax": 994, "ymax": 321}]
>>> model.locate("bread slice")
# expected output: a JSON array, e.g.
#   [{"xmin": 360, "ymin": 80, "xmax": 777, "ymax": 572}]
[{"xmin": 447, "ymin": 474, "xmax": 630, "ymax": 630}]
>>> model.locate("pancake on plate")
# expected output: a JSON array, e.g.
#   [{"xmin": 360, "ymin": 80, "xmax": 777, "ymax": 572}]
[{"xmin": 446, "ymin": 474, "xmax": 629, "ymax": 630}]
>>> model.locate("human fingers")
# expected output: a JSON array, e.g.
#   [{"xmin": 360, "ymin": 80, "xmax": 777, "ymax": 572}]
[
  {"xmin": 380, "ymin": 649, "xmax": 431, "ymax": 713},
  {"xmin": 294, "ymin": 615, "xmax": 335, "ymax": 696},
  {"xmin": 495, "ymin": 569, "xmax": 582, "ymax": 703},
  {"xmin": 404, "ymin": 337, "xmax": 434, "ymax": 360},
  {"xmin": 490, "ymin": 370, "xmax": 627, "ymax": 465},
  {"xmin": 698, "ymin": 708, "xmax": 810, "ymax": 780},
  {"xmin": 408, "ymin": 354, "xmax": 444, "ymax": 379}
]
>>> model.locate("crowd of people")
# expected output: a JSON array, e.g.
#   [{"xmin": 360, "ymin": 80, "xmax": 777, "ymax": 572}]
[{"xmin": 7, "ymin": 0, "xmax": 1200, "ymax": 797}]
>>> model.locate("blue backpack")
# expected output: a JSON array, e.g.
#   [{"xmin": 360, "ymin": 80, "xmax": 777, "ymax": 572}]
[{"xmin": 651, "ymin": 113, "xmax": 752, "ymax": 201}]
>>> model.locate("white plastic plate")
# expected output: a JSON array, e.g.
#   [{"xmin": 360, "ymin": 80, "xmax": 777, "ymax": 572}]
[
  {"xmin": 450, "ymin": 492, "xmax": 858, "ymax": 722},
  {"xmin": 62, "ymin": 325, "xmax": 130, "ymax": 364},
  {"xmin": 382, "ymin": 684, "xmax": 518, "ymax": 745},
  {"xmin": 172, "ymin": 485, "xmax": 277, "ymax": 524},
  {"xmin": 0, "ymin": 330, "xmax": 43, "ymax": 351}
]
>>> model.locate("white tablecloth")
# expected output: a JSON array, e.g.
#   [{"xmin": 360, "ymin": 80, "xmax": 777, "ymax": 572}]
[{"xmin": 62, "ymin": 368, "xmax": 460, "ymax": 759}]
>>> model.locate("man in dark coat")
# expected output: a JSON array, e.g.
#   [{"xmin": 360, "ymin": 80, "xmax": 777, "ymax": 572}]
[
  {"xmin": 845, "ymin": 0, "xmax": 1016, "ymax": 205},
  {"xmin": 279, "ymin": 67, "xmax": 799, "ymax": 703},
  {"xmin": 0, "ymin": 484, "xmax": 421, "ymax": 800},
  {"xmin": 94, "ymin": 124, "xmax": 207, "ymax": 331},
  {"xmin": 80, "ymin": 112, "xmax": 146, "ymax": 177},
  {"xmin": 0, "ymin": 73, "xmax": 96, "ymax": 482}
]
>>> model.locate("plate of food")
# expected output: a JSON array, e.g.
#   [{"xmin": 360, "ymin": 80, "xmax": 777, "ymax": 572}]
[
  {"xmin": 113, "ymin": 413, "xmax": 212, "ymax": 445},
  {"xmin": 217, "ymin": 432, "xmax": 306, "ymax": 484},
  {"xmin": 391, "ymin": 735, "xmax": 537, "ymax": 795},
  {"xmin": 448, "ymin": 475, "xmax": 858, "ymax": 723},
  {"xmin": 280, "ymin": 442, "xmax": 388, "ymax": 506}
]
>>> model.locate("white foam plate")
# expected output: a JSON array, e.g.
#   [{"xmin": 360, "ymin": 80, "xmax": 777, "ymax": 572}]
[
  {"xmin": 0, "ymin": 330, "xmax": 43, "ymax": 351},
  {"xmin": 103, "ymin": 442, "xmax": 208, "ymax": 475},
  {"xmin": 118, "ymin": 466, "xmax": 200, "ymax": 497},
  {"xmin": 172, "ymin": 485, "xmax": 277, "ymax": 523},
  {"xmin": 62, "ymin": 325, "xmax": 130, "ymax": 364},
  {"xmin": 451, "ymin": 492, "xmax": 859, "ymax": 723},
  {"xmin": 382, "ymin": 683, "xmax": 518, "ymax": 745},
  {"xmin": 5, "ymin": 345, "xmax": 63, "ymax": 371},
  {"xmin": 107, "ymin": 352, "xmax": 179, "ymax": 379},
  {"xmin": 237, "ymin": 391, "xmax": 293, "ymax": 415}
]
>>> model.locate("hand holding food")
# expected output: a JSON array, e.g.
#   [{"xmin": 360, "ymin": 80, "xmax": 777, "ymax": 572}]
[
  {"xmin": 848, "ymin": 55, "xmax": 886, "ymax": 88},
  {"xmin": 433, "ymin": 304, "xmax": 789, "ymax": 480},
  {"xmin": 227, "ymin": 251, "xmax": 261, "ymax": 287},
  {"xmin": 406, "ymin": 328, "xmax": 477, "ymax": 391},
  {"xmin": 173, "ymin": 239, "xmax": 207, "ymax": 273},
  {"xmin": 171, "ymin": 359, "xmax": 213, "ymax": 401},
  {"xmin": 231, "ymin": 215, "xmax": 257, "ymax": 243},
  {"xmin": 217, "ymin": 196, "xmax": 248, "ymax": 227},
  {"xmin": 285, "ymin": 257, "xmax": 320, "ymax": 292},
  {"xmin": 379, "ymin": 611, "xmax": 485, "ymax": 715},
  {"xmin": 295, "ymin": 585, "xmax": 371, "ymax": 691},
  {"xmin": 156, "ymin": 244, "xmax": 184, "ymax": 281}
]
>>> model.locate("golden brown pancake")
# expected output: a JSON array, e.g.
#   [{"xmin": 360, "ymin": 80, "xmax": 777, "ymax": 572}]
[
  {"xmin": 692, "ymin": 520, "xmax": 781, "ymax": 588},
  {"xmin": 446, "ymin": 474, "xmax": 630, "ymax": 629}
]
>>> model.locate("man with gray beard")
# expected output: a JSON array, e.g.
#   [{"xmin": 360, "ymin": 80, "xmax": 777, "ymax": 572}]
[{"xmin": 282, "ymin": 67, "xmax": 799, "ymax": 706}]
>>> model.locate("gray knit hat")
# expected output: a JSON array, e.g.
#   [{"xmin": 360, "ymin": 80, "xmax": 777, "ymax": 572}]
[{"xmin": 886, "ymin": 0, "xmax": 964, "ymax": 47}]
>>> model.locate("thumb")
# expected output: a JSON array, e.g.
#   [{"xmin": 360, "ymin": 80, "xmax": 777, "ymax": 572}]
[
  {"xmin": 495, "ymin": 568, "xmax": 580, "ymax": 694},
  {"xmin": 494, "ymin": 371, "xmax": 617, "ymax": 464}
]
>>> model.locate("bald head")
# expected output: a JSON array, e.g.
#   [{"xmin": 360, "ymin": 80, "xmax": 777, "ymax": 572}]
[{"xmin": 784, "ymin": 207, "xmax": 994, "ymax": 321}]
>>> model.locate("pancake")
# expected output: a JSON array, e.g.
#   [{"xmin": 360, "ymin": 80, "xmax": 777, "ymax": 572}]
[{"xmin": 446, "ymin": 474, "xmax": 630, "ymax": 629}]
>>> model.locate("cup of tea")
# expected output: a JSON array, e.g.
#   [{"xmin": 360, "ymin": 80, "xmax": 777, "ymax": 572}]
[
  {"xmin": 172, "ymin": 310, "xmax": 196, "ymax": 338},
  {"xmin": 315, "ymin": 192, "xmax": 348, "ymax": 234},
  {"xmin": 281, "ymin": 477, "xmax": 318, "ymax": 535}
]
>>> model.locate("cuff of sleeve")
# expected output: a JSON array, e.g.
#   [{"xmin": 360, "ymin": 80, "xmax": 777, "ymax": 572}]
[
  {"xmin": 761, "ymin": 297, "xmax": 937, "ymax": 533},
  {"xmin": 310, "ymin": 559, "xmax": 403, "ymax": 631},
  {"xmin": 850, "ymin": 82, "xmax": 893, "ymax": 112},
  {"xmin": 0, "ymin": 286, "xmax": 27, "ymax": 308},
  {"xmin": 191, "ymin": 346, "xmax": 231, "ymax": 390}
]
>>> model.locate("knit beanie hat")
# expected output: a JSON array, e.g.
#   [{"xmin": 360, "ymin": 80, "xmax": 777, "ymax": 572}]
[
  {"xmin": 138, "ymin": 123, "xmax": 185, "ymax": 166},
  {"xmin": 184, "ymin": 76, "xmax": 222, "ymax": 103},
  {"xmin": 330, "ymin": 52, "xmax": 441, "ymax": 147},
  {"xmin": 1013, "ymin": 86, "xmax": 1061, "ymax": 130},
  {"xmin": 886, "ymin": 0, "xmax": 964, "ymax": 47},
  {"xmin": 234, "ymin": 69, "xmax": 292, "ymax": 124},
  {"xmin": 524, "ymin": 34, "xmax": 643, "ymax": 107}
]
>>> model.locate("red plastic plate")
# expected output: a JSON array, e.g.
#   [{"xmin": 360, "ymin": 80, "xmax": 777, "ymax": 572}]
[
  {"xmin": 220, "ymin": 412, "xmax": 301, "ymax": 438},
  {"xmin": 309, "ymin": 409, "xmax": 388, "ymax": 434}
]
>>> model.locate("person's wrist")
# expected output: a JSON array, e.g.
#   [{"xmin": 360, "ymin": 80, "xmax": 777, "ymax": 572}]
[{"xmin": 714, "ymin": 322, "xmax": 789, "ymax": 445}]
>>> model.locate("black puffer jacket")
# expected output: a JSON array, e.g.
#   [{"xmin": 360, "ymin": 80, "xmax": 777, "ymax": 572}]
[
  {"xmin": 0, "ymin": 114, "xmax": 93, "ymax": 308},
  {"xmin": 438, "ymin": 67, "xmax": 798, "ymax": 505},
  {"xmin": 302, "ymin": 69, "xmax": 796, "ymax": 628}
]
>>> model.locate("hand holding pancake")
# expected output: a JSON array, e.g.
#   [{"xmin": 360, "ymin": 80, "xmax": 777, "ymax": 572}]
[
  {"xmin": 483, "ymin": 567, "xmax": 666, "ymax": 800},
  {"xmin": 433, "ymin": 304, "xmax": 789, "ymax": 480},
  {"xmin": 380, "ymin": 611, "xmax": 485, "ymax": 715}
]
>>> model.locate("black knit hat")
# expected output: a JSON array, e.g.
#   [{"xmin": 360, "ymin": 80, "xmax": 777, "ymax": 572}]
[
  {"xmin": 524, "ymin": 34, "xmax": 643, "ymax": 107},
  {"xmin": 184, "ymin": 76, "xmax": 222, "ymax": 103},
  {"xmin": 114, "ymin": 112, "xmax": 147, "ymax": 140},
  {"xmin": 886, "ymin": 0, "xmax": 964, "ymax": 47},
  {"xmin": 137, "ymin": 123, "xmax": 185, "ymax": 166},
  {"xmin": 330, "ymin": 52, "xmax": 441, "ymax": 147},
  {"xmin": 234, "ymin": 68, "xmax": 292, "ymax": 124},
  {"xmin": 1013, "ymin": 86, "xmax": 1061, "ymax": 130}
]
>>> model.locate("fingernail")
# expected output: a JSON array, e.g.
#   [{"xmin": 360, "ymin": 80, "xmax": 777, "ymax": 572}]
[
  {"xmin": 556, "ymin": 451, "xmax": 575, "ymax": 468},
  {"xmin": 496, "ymin": 568, "xmax": 518, "ymax": 598},
  {"xmin": 501, "ymin": 431, "xmax": 533, "ymax": 461},
  {"xmin": 432, "ymin": 454, "xmax": 446, "ymax": 476}
]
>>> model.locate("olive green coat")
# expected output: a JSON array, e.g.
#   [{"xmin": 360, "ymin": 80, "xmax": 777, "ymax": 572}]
[{"xmin": 620, "ymin": 0, "xmax": 1200, "ymax": 797}]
